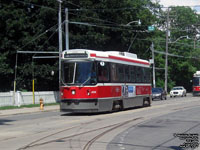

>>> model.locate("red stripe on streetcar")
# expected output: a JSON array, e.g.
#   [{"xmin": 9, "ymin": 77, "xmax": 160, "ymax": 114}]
[
  {"xmin": 90, "ymin": 53, "xmax": 96, "ymax": 57},
  {"xmin": 109, "ymin": 55, "xmax": 149, "ymax": 65},
  {"xmin": 90, "ymin": 53, "xmax": 149, "ymax": 65}
]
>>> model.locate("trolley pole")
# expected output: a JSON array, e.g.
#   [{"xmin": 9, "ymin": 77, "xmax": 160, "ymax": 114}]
[
  {"xmin": 65, "ymin": 8, "xmax": 69, "ymax": 50},
  {"xmin": 165, "ymin": 7, "xmax": 169, "ymax": 93},
  {"xmin": 58, "ymin": 0, "xmax": 63, "ymax": 96}
]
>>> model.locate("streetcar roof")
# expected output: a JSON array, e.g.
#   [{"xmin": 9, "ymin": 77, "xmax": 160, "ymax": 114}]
[
  {"xmin": 62, "ymin": 49, "xmax": 150, "ymax": 66},
  {"xmin": 194, "ymin": 71, "xmax": 200, "ymax": 76}
]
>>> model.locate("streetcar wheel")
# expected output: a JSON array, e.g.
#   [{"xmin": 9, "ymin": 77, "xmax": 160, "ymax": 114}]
[
  {"xmin": 143, "ymin": 98, "xmax": 150, "ymax": 107},
  {"xmin": 112, "ymin": 100, "xmax": 123, "ymax": 111}
]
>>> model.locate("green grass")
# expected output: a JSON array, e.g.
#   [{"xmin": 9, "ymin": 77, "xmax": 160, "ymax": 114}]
[{"xmin": 0, "ymin": 103, "xmax": 59, "ymax": 110}]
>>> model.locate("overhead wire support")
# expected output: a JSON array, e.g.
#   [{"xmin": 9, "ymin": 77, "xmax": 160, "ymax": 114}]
[
  {"xmin": 17, "ymin": 51, "xmax": 59, "ymax": 54},
  {"xmin": 32, "ymin": 56, "xmax": 59, "ymax": 59}
]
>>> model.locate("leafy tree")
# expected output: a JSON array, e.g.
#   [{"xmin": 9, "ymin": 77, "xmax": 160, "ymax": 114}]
[{"xmin": 0, "ymin": 0, "xmax": 160, "ymax": 92}]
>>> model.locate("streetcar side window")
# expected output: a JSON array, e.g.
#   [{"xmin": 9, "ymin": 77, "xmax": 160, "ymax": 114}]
[
  {"xmin": 117, "ymin": 64, "xmax": 125, "ymax": 82},
  {"xmin": 145, "ymin": 68, "xmax": 151, "ymax": 83},
  {"xmin": 111, "ymin": 63, "xmax": 118, "ymax": 82},
  {"xmin": 125, "ymin": 65, "xmax": 130, "ymax": 82},
  {"xmin": 141, "ymin": 68, "xmax": 145, "ymax": 83},
  {"xmin": 130, "ymin": 66, "xmax": 136, "ymax": 83},
  {"xmin": 111, "ymin": 63, "xmax": 125, "ymax": 82},
  {"xmin": 97, "ymin": 62, "xmax": 110, "ymax": 82},
  {"xmin": 136, "ymin": 67, "xmax": 142, "ymax": 83}
]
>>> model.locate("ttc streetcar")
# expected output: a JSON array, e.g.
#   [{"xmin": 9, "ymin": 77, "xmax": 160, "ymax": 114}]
[
  {"xmin": 193, "ymin": 71, "xmax": 200, "ymax": 96},
  {"xmin": 60, "ymin": 49, "xmax": 152, "ymax": 113}
]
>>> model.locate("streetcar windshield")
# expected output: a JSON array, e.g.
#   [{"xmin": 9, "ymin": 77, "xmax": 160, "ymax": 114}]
[
  {"xmin": 62, "ymin": 61, "xmax": 96, "ymax": 85},
  {"xmin": 193, "ymin": 77, "xmax": 200, "ymax": 86}
]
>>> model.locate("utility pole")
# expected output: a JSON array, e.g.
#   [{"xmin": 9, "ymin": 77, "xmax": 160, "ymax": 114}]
[
  {"xmin": 151, "ymin": 42, "xmax": 156, "ymax": 88},
  {"xmin": 13, "ymin": 53, "xmax": 18, "ymax": 105},
  {"xmin": 165, "ymin": 7, "xmax": 169, "ymax": 92},
  {"xmin": 65, "ymin": 8, "xmax": 69, "ymax": 50},
  {"xmin": 58, "ymin": 0, "xmax": 63, "ymax": 94}
]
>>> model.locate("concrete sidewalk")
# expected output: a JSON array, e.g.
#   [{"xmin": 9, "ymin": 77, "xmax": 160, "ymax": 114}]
[{"xmin": 0, "ymin": 105, "xmax": 59, "ymax": 116}]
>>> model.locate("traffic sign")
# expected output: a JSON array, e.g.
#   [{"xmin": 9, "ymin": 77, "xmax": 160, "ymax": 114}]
[{"xmin": 148, "ymin": 26, "xmax": 155, "ymax": 31}]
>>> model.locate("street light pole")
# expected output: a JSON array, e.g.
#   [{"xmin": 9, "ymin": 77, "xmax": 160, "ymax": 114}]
[
  {"xmin": 65, "ymin": 8, "xmax": 69, "ymax": 50},
  {"xmin": 58, "ymin": 3, "xmax": 63, "ymax": 76},
  {"xmin": 13, "ymin": 53, "xmax": 18, "ymax": 105},
  {"xmin": 58, "ymin": 0, "xmax": 63, "ymax": 98},
  {"xmin": 165, "ymin": 7, "xmax": 169, "ymax": 93},
  {"xmin": 151, "ymin": 42, "xmax": 156, "ymax": 88}
]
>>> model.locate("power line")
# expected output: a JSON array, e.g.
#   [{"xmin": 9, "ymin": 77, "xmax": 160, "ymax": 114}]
[
  {"xmin": 68, "ymin": 7, "xmax": 139, "ymax": 12},
  {"xmin": 68, "ymin": 12, "xmax": 119, "ymax": 26},
  {"xmin": 68, "ymin": 21, "xmax": 148, "ymax": 33},
  {"xmin": 153, "ymin": 49, "xmax": 200, "ymax": 60},
  {"xmin": 13, "ymin": 0, "xmax": 56, "ymax": 11},
  {"xmin": 17, "ymin": 23, "xmax": 58, "ymax": 51}
]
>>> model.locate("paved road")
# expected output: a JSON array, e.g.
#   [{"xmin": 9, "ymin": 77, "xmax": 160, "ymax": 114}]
[
  {"xmin": 0, "ymin": 95, "xmax": 199, "ymax": 150},
  {"xmin": 107, "ymin": 104, "xmax": 200, "ymax": 150}
]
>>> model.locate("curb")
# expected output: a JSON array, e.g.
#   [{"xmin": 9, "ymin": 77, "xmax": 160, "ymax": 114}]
[{"xmin": 0, "ymin": 105, "xmax": 59, "ymax": 117}]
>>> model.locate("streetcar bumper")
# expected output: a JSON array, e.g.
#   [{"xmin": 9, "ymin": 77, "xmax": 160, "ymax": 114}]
[
  {"xmin": 60, "ymin": 98, "xmax": 113, "ymax": 113},
  {"xmin": 193, "ymin": 91, "xmax": 200, "ymax": 96}
]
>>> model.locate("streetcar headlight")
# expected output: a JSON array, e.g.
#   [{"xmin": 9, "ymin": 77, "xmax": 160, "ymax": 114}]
[{"xmin": 71, "ymin": 90, "xmax": 76, "ymax": 95}]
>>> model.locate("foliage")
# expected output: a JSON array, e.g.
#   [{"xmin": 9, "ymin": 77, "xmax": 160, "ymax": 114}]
[{"xmin": 0, "ymin": 0, "xmax": 200, "ymax": 92}]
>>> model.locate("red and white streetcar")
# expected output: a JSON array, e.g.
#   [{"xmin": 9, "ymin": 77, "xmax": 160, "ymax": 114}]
[
  {"xmin": 193, "ymin": 71, "xmax": 200, "ymax": 96},
  {"xmin": 60, "ymin": 49, "xmax": 152, "ymax": 113}
]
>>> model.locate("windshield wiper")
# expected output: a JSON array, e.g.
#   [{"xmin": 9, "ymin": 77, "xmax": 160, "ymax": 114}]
[{"xmin": 80, "ymin": 76, "xmax": 91, "ymax": 87}]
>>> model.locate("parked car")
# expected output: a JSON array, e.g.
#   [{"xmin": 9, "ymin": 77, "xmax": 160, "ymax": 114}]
[
  {"xmin": 152, "ymin": 87, "xmax": 167, "ymax": 100},
  {"xmin": 170, "ymin": 86, "xmax": 187, "ymax": 97}
]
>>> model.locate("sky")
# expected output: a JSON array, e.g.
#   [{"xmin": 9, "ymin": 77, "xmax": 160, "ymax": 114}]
[
  {"xmin": 158, "ymin": 0, "xmax": 200, "ymax": 7},
  {"xmin": 153, "ymin": 0, "xmax": 200, "ymax": 13}
]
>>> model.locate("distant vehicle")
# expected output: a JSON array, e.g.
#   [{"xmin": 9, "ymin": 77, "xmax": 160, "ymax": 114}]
[
  {"xmin": 152, "ymin": 88, "xmax": 167, "ymax": 100},
  {"xmin": 193, "ymin": 71, "xmax": 200, "ymax": 96},
  {"xmin": 170, "ymin": 86, "xmax": 187, "ymax": 97}
]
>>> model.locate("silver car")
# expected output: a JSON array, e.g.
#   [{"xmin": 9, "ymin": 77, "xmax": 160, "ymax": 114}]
[{"xmin": 170, "ymin": 86, "xmax": 187, "ymax": 97}]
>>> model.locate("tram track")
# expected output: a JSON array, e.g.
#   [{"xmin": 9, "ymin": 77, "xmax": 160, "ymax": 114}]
[
  {"xmin": 16, "ymin": 119, "xmax": 101, "ymax": 150},
  {"xmin": 1, "ymin": 97, "xmax": 200, "ymax": 150},
  {"xmin": 82, "ymin": 117, "xmax": 143, "ymax": 150},
  {"xmin": 17, "ymin": 117, "xmax": 144, "ymax": 150}
]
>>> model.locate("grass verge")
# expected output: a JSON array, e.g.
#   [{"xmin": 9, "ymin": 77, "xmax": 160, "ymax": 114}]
[{"xmin": 0, "ymin": 103, "xmax": 59, "ymax": 110}]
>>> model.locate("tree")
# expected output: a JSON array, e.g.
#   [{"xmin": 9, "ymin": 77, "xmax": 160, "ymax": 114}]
[{"xmin": 0, "ymin": 0, "xmax": 163, "ymax": 91}]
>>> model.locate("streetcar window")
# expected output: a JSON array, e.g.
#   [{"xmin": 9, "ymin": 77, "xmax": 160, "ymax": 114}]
[
  {"xmin": 136, "ymin": 67, "xmax": 142, "ymax": 83},
  {"xmin": 193, "ymin": 77, "xmax": 200, "ymax": 86},
  {"xmin": 62, "ymin": 63, "xmax": 75, "ymax": 84},
  {"xmin": 130, "ymin": 66, "xmax": 136, "ymax": 83},
  {"xmin": 125, "ymin": 65, "xmax": 130, "ymax": 82},
  {"xmin": 75, "ymin": 62, "xmax": 97, "ymax": 85},
  {"xmin": 111, "ymin": 63, "xmax": 118, "ymax": 82},
  {"xmin": 97, "ymin": 62, "xmax": 109, "ymax": 82},
  {"xmin": 111, "ymin": 63, "xmax": 125, "ymax": 82},
  {"xmin": 62, "ymin": 62, "xmax": 97, "ymax": 85},
  {"xmin": 117, "ymin": 64, "xmax": 125, "ymax": 82},
  {"xmin": 145, "ymin": 68, "xmax": 151, "ymax": 83}
]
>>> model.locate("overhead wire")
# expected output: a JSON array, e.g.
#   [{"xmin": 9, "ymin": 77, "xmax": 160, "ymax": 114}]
[
  {"xmin": 68, "ymin": 21, "xmax": 148, "ymax": 33},
  {"xmin": 16, "ymin": 22, "xmax": 62, "ymax": 52},
  {"xmin": 13, "ymin": 0, "xmax": 56, "ymax": 11}
]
